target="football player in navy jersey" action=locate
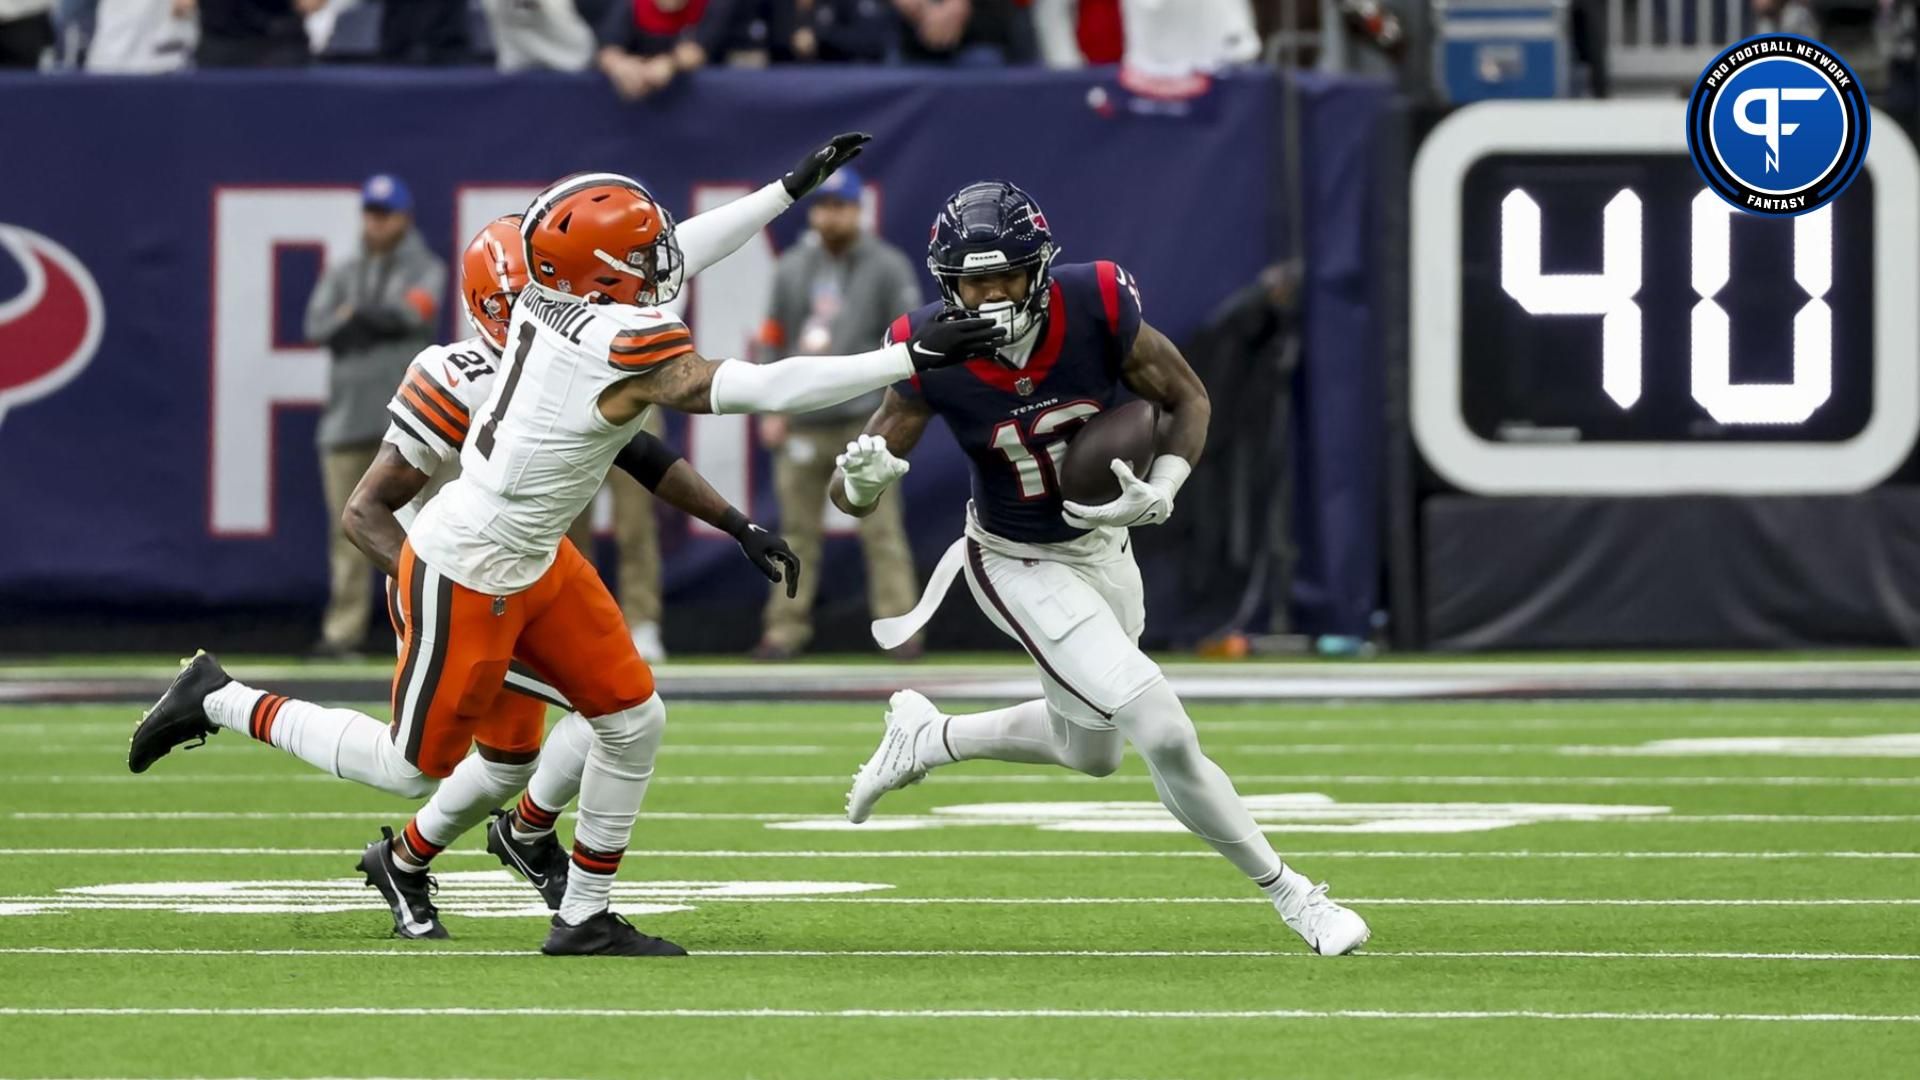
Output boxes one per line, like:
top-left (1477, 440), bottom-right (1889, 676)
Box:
top-left (831, 181), bottom-right (1370, 956)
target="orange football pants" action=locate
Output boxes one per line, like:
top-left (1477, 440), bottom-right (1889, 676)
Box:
top-left (388, 537), bottom-right (655, 778)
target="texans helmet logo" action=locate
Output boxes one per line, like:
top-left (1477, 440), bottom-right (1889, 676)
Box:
top-left (0, 224), bottom-right (105, 427)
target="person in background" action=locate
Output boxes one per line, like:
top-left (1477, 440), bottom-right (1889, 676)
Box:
top-left (752, 167), bottom-right (922, 660)
top-left (0, 0), bottom-right (55, 66)
top-left (303, 175), bottom-right (447, 658)
top-left (187, 0), bottom-right (319, 67)
top-left (595, 0), bottom-right (770, 99)
top-left (379, 0), bottom-right (468, 64)
top-left (559, 408), bottom-right (671, 663)
top-left (892, 0), bottom-right (1034, 65)
top-left (67, 0), bottom-right (198, 72)
top-left (479, 0), bottom-right (597, 71)
top-left (774, 0), bottom-right (892, 62)
top-left (1026, 0), bottom-right (1122, 67)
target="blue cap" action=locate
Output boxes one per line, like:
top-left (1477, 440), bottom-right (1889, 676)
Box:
top-left (361, 174), bottom-right (413, 214)
top-left (809, 166), bottom-right (864, 205)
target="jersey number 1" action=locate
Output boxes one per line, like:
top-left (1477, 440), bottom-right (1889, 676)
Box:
top-left (989, 402), bottom-right (1102, 499)
top-left (475, 322), bottom-right (535, 459)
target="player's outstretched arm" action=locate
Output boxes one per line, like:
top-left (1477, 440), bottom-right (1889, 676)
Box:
top-left (342, 445), bottom-right (433, 578)
top-left (674, 132), bottom-right (871, 279)
top-left (612, 430), bottom-right (801, 595)
top-left (599, 316), bottom-right (1003, 422)
top-left (830, 389), bottom-right (933, 518)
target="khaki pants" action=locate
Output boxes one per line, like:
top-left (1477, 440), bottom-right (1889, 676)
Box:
top-left (566, 410), bottom-right (663, 627)
top-left (320, 442), bottom-right (380, 650)
top-left (761, 417), bottom-right (917, 651)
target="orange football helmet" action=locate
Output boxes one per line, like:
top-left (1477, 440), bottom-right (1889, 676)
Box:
top-left (520, 173), bottom-right (683, 307)
top-left (460, 214), bottom-right (529, 353)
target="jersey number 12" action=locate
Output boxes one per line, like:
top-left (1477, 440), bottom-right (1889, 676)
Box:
top-left (989, 401), bottom-right (1102, 500)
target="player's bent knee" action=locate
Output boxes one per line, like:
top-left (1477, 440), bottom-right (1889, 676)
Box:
top-left (586, 694), bottom-right (666, 758)
top-left (1114, 680), bottom-right (1203, 768)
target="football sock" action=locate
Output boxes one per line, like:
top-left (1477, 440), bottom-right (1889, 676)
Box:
top-left (511, 793), bottom-right (563, 843)
top-left (923, 698), bottom-right (1126, 776)
top-left (521, 711), bottom-right (593, 837)
top-left (1260, 865), bottom-right (1318, 914)
top-left (392, 821), bottom-right (438, 872)
top-left (410, 752), bottom-right (539, 854)
top-left (202, 682), bottom-right (434, 800)
top-left (559, 851), bottom-right (618, 926)
top-left (1114, 680), bottom-right (1286, 885)
top-left (560, 696), bottom-right (665, 925)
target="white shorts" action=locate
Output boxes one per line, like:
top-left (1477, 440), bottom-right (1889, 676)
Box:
top-left (960, 534), bottom-right (1163, 727)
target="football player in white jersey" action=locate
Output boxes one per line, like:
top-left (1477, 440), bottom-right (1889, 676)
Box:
top-left (134, 136), bottom-right (1009, 956)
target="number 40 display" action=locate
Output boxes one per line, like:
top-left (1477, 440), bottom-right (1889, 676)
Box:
top-left (1502, 187), bottom-right (1831, 425)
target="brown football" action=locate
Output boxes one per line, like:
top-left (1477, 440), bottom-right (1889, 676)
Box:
top-left (1059, 399), bottom-right (1160, 505)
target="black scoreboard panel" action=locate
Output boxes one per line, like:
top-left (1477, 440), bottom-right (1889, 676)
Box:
top-left (1409, 101), bottom-right (1917, 497)
top-left (1457, 155), bottom-right (1876, 445)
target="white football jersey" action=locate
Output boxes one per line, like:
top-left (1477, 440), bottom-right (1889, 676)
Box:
top-left (407, 284), bottom-right (693, 594)
top-left (380, 336), bottom-right (501, 529)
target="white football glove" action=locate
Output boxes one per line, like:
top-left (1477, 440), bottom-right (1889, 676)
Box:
top-left (837, 433), bottom-right (910, 507)
top-left (1062, 457), bottom-right (1191, 530)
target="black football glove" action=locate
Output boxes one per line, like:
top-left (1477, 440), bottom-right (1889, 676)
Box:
top-left (905, 313), bottom-right (1007, 372)
top-left (722, 509), bottom-right (801, 599)
top-left (782, 132), bottom-right (872, 200)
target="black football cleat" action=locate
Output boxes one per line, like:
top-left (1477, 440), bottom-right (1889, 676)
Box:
top-left (128, 650), bottom-right (232, 774)
top-left (358, 827), bottom-right (449, 940)
top-left (541, 911), bottom-right (686, 957)
top-left (485, 808), bottom-right (570, 911)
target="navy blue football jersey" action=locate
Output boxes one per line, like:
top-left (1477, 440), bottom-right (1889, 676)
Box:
top-left (889, 261), bottom-right (1144, 544)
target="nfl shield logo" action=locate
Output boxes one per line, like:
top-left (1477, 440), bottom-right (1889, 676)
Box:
top-left (1014, 376), bottom-right (1034, 396)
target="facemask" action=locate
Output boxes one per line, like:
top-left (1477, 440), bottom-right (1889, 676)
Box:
top-left (975, 298), bottom-right (1039, 346)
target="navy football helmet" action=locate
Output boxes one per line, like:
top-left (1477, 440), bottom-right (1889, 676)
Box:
top-left (927, 181), bottom-right (1057, 343)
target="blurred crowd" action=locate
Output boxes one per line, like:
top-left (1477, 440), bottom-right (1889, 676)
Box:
top-left (7, 0), bottom-right (1299, 92)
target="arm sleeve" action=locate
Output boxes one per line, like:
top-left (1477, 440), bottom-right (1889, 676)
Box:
top-left (612, 429), bottom-right (684, 491)
top-left (675, 181), bottom-right (794, 280)
top-left (708, 344), bottom-right (916, 415)
top-left (883, 311), bottom-right (924, 401)
top-left (304, 264), bottom-right (351, 345)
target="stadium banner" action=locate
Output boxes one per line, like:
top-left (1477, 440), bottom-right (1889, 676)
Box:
top-left (0, 67), bottom-right (1387, 649)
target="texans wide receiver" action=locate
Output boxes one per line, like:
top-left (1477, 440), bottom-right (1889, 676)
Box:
top-left (832, 181), bottom-right (1370, 956)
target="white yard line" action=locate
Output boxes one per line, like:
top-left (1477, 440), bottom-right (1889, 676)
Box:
top-left (3, 894), bottom-right (1914, 907)
top-left (0, 848), bottom-right (1914, 860)
top-left (0, 1006), bottom-right (1913, 1022)
top-left (1, 947), bottom-right (1914, 961)
top-left (14, 811), bottom-right (1920, 825)
top-left (10, 773), bottom-right (1920, 787)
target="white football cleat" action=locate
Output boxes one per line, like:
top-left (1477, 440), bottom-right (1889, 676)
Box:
top-left (846, 690), bottom-right (941, 823)
top-left (1276, 880), bottom-right (1370, 956)
top-left (630, 622), bottom-right (666, 664)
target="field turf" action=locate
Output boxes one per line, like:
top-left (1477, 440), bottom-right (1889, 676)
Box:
top-left (0, 684), bottom-right (1916, 1078)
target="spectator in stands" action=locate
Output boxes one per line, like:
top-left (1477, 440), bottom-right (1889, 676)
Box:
top-left (751, 167), bottom-right (922, 660)
top-left (0, 0), bottom-right (55, 66)
top-left (480, 0), bottom-right (597, 70)
top-left (1027, 0), bottom-right (1122, 67)
top-left (1752, 0), bottom-right (1821, 35)
top-left (302, 175), bottom-right (446, 657)
top-left (775, 0), bottom-right (892, 62)
top-left (69, 0), bottom-right (197, 72)
top-left (596, 0), bottom-right (771, 99)
top-left (380, 0), bottom-right (468, 64)
top-left (188, 0), bottom-right (319, 67)
top-left (893, 0), bottom-right (1034, 64)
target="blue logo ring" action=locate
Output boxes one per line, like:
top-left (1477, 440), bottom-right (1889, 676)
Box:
top-left (1686, 33), bottom-right (1871, 217)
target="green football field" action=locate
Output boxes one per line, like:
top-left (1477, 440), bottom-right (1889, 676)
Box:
top-left (1, 683), bottom-right (1917, 1078)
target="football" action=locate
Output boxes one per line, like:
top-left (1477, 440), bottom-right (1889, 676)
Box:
top-left (1059, 399), bottom-right (1161, 505)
